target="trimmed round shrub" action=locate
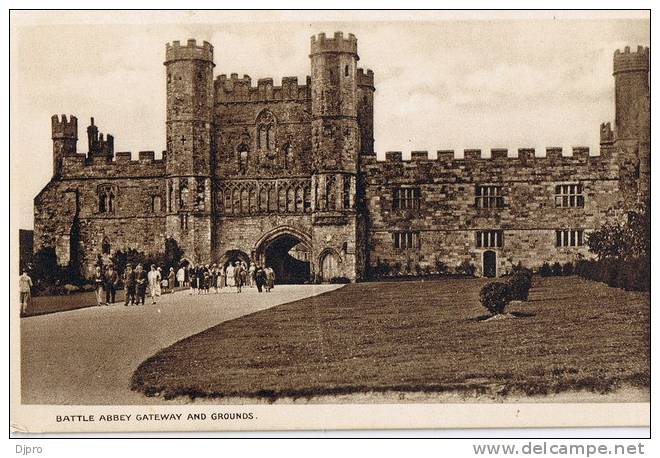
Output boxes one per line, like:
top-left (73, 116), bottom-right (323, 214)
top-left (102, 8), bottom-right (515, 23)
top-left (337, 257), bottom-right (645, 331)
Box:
top-left (507, 272), bottom-right (532, 301)
top-left (562, 262), bottom-right (574, 276)
top-left (479, 281), bottom-right (511, 315)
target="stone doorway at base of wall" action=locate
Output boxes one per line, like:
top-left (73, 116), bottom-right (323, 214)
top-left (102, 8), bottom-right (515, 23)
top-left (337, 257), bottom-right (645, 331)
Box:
top-left (483, 250), bottom-right (497, 278)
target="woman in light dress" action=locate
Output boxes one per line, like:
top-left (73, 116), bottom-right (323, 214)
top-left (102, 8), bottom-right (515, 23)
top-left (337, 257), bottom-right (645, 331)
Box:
top-left (225, 262), bottom-right (235, 288)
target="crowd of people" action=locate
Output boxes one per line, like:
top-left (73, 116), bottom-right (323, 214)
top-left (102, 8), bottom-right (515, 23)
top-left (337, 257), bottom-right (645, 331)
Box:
top-left (19, 260), bottom-right (278, 315)
top-left (178, 262), bottom-right (276, 294)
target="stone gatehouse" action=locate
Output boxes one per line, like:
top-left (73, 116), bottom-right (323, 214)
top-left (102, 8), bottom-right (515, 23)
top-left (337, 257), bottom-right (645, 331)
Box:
top-left (33, 33), bottom-right (649, 281)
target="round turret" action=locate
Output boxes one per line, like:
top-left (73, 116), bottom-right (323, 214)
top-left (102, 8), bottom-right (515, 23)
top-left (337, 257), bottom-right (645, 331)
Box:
top-left (613, 45), bottom-right (649, 141)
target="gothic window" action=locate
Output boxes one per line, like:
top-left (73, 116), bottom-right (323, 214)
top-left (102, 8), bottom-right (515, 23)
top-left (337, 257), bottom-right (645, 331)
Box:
top-left (326, 175), bottom-right (337, 210)
top-left (98, 185), bottom-right (117, 213)
top-left (232, 188), bottom-right (240, 214)
top-left (98, 189), bottom-right (107, 213)
top-left (296, 187), bottom-right (304, 212)
top-left (195, 178), bottom-right (205, 210)
top-left (268, 187), bottom-right (277, 212)
top-left (287, 187), bottom-right (295, 212)
top-left (179, 214), bottom-right (189, 230)
top-left (241, 188), bottom-right (249, 214)
top-left (179, 180), bottom-right (189, 209)
top-left (343, 175), bottom-right (351, 209)
top-left (278, 186), bottom-right (287, 213)
top-left (259, 187), bottom-right (269, 213)
top-left (256, 110), bottom-right (276, 151)
top-left (344, 65), bottom-right (349, 77)
top-left (224, 189), bottom-right (232, 214)
top-left (167, 181), bottom-right (173, 212)
top-left (217, 190), bottom-right (224, 214)
top-left (283, 143), bottom-right (294, 169)
top-left (249, 186), bottom-right (258, 214)
top-left (237, 143), bottom-right (249, 175)
top-left (151, 195), bottom-right (162, 213)
top-left (303, 185), bottom-right (311, 212)
top-left (101, 237), bottom-right (111, 255)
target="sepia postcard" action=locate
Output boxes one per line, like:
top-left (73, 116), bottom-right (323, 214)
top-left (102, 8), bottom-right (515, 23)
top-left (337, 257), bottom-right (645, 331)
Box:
top-left (9, 10), bottom-right (650, 433)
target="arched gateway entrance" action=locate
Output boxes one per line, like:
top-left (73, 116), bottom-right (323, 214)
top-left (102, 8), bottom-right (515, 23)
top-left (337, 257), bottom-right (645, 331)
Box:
top-left (254, 227), bottom-right (312, 284)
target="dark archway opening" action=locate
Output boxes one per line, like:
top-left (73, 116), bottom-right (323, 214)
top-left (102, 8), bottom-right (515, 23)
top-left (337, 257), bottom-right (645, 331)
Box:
top-left (220, 250), bottom-right (251, 269)
top-left (483, 250), bottom-right (497, 278)
top-left (262, 235), bottom-right (310, 284)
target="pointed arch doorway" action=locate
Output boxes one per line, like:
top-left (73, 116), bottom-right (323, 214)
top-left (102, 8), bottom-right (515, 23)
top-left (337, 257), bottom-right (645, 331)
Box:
top-left (254, 226), bottom-right (312, 284)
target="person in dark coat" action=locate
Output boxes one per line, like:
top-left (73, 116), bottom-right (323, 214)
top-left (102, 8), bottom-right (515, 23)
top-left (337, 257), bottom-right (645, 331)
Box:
top-left (255, 266), bottom-right (266, 293)
top-left (134, 264), bottom-right (148, 305)
top-left (123, 264), bottom-right (136, 306)
top-left (104, 264), bottom-right (119, 305)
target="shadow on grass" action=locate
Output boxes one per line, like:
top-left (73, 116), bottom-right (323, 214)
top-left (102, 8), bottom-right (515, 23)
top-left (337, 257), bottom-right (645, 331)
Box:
top-left (473, 311), bottom-right (536, 322)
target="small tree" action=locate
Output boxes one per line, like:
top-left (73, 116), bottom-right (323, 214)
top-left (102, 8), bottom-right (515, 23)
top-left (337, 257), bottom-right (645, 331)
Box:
top-left (562, 262), bottom-right (574, 276)
top-left (480, 282), bottom-right (511, 315)
top-left (507, 272), bottom-right (531, 301)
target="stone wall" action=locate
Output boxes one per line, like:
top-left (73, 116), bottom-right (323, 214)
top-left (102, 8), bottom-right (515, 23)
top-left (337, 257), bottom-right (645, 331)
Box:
top-left (361, 148), bottom-right (624, 276)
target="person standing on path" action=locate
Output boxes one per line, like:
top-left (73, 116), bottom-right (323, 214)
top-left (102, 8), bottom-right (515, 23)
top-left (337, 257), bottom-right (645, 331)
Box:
top-left (155, 267), bottom-right (163, 297)
top-left (265, 266), bottom-right (275, 292)
top-left (94, 266), bottom-right (105, 306)
top-left (225, 262), bottom-right (235, 288)
top-left (103, 264), bottom-right (119, 305)
top-left (147, 265), bottom-right (159, 304)
top-left (211, 264), bottom-right (219, 293)
top-left (218, 264), bottom-right (225, 290)
top-left (123, 264), bottom-right (136, 306)
top-left (176, 266), bottom-right (185, 288)
top-left (234, 261), bottom-right (244, 293)
top-left (255, 266), bottom-right (266, 293)
top-left (248, 262), bottom-right (256, 288)
top-left (168, 267), bottom-right (176, 293)
top-left (135, 264), bottom-right (148, 305)
top-left (19, 270), bottom-right (33, 316)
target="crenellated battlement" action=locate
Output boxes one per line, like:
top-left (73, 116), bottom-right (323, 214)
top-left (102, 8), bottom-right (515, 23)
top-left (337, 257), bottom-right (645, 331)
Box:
top-left (310, 31), bottom-right (358, 56)
top-left (60, 150), bottom-right (166, 177)
top-left (366, 146), bottom-right (608, 164)
top-left (215, 73), bottom-right (312, 102)
top-left (613, 45), bottom-right (649, 75)
top-left (51, 114), bottom-right (78, 139)
top-left (165, 38), bottom-right (214, 63)
top-left (357, 68), bottom-right (374, 88)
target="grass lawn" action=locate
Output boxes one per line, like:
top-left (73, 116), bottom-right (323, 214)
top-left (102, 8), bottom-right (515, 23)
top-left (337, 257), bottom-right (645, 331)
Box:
top-left (131, 276), bottom-right (649, 401)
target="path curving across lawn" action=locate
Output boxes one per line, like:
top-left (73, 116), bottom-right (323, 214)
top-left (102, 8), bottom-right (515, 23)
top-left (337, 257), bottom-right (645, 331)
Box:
top-left (131, 276), bottom-right (650, 402)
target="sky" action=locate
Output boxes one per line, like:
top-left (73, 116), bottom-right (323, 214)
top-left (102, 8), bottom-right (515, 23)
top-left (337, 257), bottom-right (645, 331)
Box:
top-left (10, 11), bottom-right (650, 229)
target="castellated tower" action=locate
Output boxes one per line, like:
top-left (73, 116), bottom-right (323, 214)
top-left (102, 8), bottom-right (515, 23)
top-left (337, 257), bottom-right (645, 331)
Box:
top-left (310, 32), bottom-right (366, 280)
top-left (612, 45), bottom-right (650, 208)
top-left (164, 39), bottom-right (215, 264)
top-left (51, 114), bottom-right (78, 176)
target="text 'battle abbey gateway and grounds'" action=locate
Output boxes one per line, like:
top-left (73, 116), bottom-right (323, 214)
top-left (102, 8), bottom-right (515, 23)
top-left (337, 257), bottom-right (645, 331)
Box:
top-left (34, 32), bottom-right (650, 282)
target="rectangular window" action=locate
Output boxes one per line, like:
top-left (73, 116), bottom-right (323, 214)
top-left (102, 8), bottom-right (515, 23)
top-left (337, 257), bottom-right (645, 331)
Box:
top-left (392, 231), bottom-right (420, 249)
top-left (475, 185), bottom-right (504, 209)
top-left (475, 230), bottom-right (504, 248)
top-left (555, 229), bottom-right (585, 247)
top-left (554, 183), bottom-right (584, 208)
top-left (392, 187), bottom-right (421, 210)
